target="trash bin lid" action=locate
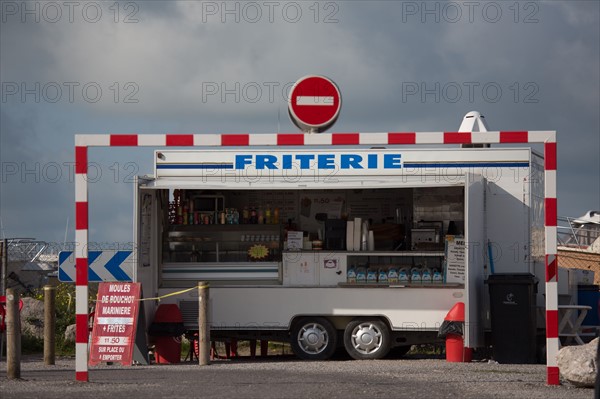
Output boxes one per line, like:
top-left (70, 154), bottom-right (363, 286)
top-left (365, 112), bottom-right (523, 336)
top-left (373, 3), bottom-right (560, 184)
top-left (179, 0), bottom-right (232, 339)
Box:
top-left (153, 304), bottom-right (183, 323)
top-left (485, 273), bottom-right (538, 285)
top-left (578, 284), bottom-right (600, 291)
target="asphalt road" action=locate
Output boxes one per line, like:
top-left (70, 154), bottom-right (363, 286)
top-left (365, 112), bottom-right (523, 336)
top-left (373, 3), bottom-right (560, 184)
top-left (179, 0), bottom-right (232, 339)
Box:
top-left (0, 355), bottom-right (595, 399)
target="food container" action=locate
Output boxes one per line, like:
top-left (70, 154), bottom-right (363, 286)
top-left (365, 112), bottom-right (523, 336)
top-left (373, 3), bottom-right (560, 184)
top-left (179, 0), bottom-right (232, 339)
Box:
top-left (388, 268), bottom-right (399, 283)
top-left (378, 269), bottom-right (388, 284)
top-left (433, 269), bottom-right (443, 283)
top-left (347, 268), bottom-right (357, 283)
top-left (411, 268), bottom-right (422, 284)
top-left (367, 269), bottom-right (378, 284)
top-left (422, 268), bottom-right (432, 284)
top-left (356, 267), bottom-right (367, 283)
top-left (398, 268), bottom-right (410, 283)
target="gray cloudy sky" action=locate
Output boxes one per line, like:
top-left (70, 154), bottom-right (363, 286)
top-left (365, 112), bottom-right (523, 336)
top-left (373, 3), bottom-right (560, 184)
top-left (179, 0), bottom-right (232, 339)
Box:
top-left (0, 1), bottom-right (598, 245)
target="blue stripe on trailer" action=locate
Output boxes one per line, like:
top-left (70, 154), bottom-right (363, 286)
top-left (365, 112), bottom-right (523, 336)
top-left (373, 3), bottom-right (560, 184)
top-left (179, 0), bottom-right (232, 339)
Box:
top-left (403, 162), bottom-right (529, 168)
top-left (156, 164), bottom-right (234, 169)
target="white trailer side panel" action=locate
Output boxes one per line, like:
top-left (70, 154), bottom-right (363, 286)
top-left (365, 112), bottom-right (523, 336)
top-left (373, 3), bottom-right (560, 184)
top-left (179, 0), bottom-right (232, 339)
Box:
top-left (135, 187), bottom-right (163, 328)
top-left (170, 286), bottom-right (464, 331)
top-left (465, 173), bottom-right (485, 348)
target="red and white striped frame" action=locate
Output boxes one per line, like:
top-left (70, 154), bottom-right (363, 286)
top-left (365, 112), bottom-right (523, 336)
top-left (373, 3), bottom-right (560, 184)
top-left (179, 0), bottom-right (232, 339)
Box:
top-left (74, 131), bottom-right (558, 384)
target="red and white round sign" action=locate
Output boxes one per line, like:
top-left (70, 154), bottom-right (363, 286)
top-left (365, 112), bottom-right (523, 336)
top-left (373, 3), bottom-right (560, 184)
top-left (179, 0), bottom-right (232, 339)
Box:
top-left (288, 75), bottom-right (342, 133)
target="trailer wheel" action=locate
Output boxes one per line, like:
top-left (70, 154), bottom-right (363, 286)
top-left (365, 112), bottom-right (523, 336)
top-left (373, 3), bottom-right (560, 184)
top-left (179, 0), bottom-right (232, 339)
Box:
top-left (344, 319), bottom-right (391, 360)
top-left (290, 317), bottom-right (337, 360)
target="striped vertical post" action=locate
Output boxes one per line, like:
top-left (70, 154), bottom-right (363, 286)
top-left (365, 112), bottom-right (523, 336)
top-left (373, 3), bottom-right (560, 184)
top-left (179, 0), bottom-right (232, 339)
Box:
top-left (73, 131), bottom-right (558, 383)
top-left (544, 138), bottom-right (559, 385)
top-left (74, 143), bottom-right (89, 382)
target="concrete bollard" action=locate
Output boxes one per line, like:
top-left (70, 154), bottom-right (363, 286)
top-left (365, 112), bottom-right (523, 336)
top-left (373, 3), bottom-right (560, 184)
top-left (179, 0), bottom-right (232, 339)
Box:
top-left (198, 281), bottom-right (210, 366)
top-left (44, 285), bottom-right (56, 365)
top-left (6, 288), bottom-right (21, 379)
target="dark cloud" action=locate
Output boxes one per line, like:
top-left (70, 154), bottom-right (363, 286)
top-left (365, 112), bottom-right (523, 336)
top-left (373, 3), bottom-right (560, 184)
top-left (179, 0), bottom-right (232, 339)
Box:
top-left (0, 1), bottom-right (598, 242)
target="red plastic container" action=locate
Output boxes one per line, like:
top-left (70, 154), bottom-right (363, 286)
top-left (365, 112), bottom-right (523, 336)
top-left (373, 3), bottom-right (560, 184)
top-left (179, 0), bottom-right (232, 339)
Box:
top-left (152, 304), bottom-right (183, 364)
top-left (444, 302), bottom-right (472, 363)
top-left (446, 334), bottom-right (472, 363)
top-left (154, 304), bottom-right (183, 323)
top-left (154, 336), bottom-right (182, 364)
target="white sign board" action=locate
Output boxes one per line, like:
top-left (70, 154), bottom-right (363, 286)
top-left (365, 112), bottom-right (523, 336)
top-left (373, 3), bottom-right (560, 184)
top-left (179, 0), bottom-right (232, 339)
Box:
top-left (287, 231), bottom-right (304, 250)
top-left (444, 236), bottom-right (465, 283)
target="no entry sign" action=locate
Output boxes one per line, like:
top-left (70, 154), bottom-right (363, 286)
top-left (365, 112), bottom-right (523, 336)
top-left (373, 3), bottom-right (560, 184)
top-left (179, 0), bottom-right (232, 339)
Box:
top-left (89, 282), bottom-right (141, 366)
top-left (288, 75), bottom-right (341, 132)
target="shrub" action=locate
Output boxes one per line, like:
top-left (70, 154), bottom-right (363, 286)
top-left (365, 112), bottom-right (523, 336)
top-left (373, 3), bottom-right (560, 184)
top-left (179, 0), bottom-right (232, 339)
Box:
top-left (24, 282), bottom-right (98, 355)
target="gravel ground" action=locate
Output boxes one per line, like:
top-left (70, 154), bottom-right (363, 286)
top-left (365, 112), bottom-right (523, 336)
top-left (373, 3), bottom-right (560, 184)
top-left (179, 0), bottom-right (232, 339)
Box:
top-left (0, 355), bottom-right (595, 399)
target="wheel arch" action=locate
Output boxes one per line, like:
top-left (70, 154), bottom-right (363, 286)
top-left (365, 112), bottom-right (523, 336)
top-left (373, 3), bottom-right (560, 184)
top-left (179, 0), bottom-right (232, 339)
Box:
top-left (289, 315), bottom-right (342, 332)
top-left (289, 314), bottom-right (393, 332)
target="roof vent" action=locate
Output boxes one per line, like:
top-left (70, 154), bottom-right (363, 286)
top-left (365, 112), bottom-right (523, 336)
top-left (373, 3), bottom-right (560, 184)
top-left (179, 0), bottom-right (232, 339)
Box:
top-left (459, 111), bottom-right (490, 148)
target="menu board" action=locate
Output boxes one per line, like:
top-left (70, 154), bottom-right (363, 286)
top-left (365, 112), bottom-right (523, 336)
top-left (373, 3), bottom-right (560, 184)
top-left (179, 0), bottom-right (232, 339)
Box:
top-left (444, 236), bottom-right (465, 283)
top-left (287, 231), bottom-right (304, 250)
top-left (89, 282), bottom-right (141, 366)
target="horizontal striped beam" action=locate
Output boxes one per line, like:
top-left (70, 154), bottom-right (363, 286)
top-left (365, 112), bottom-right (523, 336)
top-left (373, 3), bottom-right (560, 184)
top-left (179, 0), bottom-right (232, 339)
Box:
top-left (74, 131), bottom-right (556, 147)
top-left (74, 128), bottom-right (558, 385)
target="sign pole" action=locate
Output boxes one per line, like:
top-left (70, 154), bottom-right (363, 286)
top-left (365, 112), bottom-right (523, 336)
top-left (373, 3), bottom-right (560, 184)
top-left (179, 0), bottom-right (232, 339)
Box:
top-left (74, 143), bottom-right (89, 381)
top-left (1, 239), bottom-right (7, 296)
top-left (6, 288), bottom-right (21, 379)
top-left (44, 285), bottom-right (56, 365)
top-left (198, 281), bottom-right (210, 366)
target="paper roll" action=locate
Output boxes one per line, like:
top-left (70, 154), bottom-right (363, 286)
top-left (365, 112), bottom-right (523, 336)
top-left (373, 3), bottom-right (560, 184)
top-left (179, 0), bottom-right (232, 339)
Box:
top-left (346, 221), bottom-right (355, 251)
top-left (353, 218), bottom-right (362, 251)
top-left (303, 237), bottom-right (312, 250)
top-left (368, 230), bottom-right (375, 251)
top-left (361, 221), bottom-right (369, 251)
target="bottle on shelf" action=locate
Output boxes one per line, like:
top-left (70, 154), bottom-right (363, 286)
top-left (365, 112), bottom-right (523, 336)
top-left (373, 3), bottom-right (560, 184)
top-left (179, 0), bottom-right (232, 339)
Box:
top-left (242, 207), bottom-right (249, 224)
top-left (175, 190), bottom-right (183, 225)
top-left (257, 207), bottom-right (264, 224)
top-left (265, 204), bottom-right (271, 224)
top-left (273, 207), bottom-right (280, 225)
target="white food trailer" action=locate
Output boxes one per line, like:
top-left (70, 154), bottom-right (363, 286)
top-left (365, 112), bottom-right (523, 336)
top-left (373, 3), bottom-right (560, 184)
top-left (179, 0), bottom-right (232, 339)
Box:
top-left (134, 135), bottom-right (551, 360)
top-left (72, 77), bottom-right (563, 385)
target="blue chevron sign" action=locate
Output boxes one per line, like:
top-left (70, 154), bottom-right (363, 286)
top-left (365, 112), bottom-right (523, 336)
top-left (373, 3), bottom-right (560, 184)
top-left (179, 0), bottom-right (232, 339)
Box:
top-left (58, 250), bottom-right (134, 282)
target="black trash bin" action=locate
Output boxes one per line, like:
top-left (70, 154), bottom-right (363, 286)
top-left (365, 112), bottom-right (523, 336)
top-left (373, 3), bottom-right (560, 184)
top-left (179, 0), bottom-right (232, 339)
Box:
top-left (578, 285), bottom-right (600, 326)
top-left (486, 273), bottom-right (538, 364)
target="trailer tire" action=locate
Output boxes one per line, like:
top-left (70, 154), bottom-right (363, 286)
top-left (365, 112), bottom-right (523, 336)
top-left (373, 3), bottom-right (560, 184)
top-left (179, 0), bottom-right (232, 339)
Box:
top-left (290, 317), bottom-right (337, 360)
top-left (344, 319), bottom-right (391, 360)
